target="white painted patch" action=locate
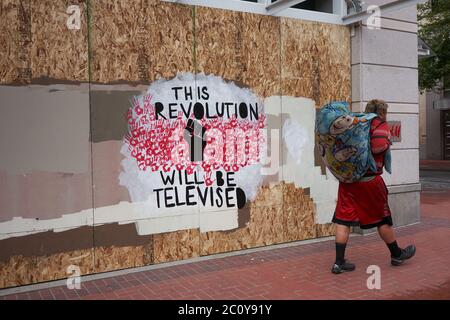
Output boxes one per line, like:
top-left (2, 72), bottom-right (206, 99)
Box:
top-left (232, 164), bottom-right (263, 202)
top-left (283, 119), bottom-right (308, 165)
top-left (199, 209), bottom-right (239, 232)
top-left (119, 73), bottom-right (265, 236)
top-left (277, 96), bottom-right (339, 224)
top-left (0, 200), bottom-right (238, 239)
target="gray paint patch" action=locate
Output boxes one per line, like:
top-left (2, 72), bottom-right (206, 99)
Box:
top-left (0, 141), bottom-right (130, 223)
top-left (0, 223), bottom-right (152, 262)
top-left (92, 140), bottom-right (131, 206)
top-left (0, 86), bottom-right (90, 174)
top-left (91, 90), bottom-right (141, 143)
top-left (0, 170), bottom-right (92, 223)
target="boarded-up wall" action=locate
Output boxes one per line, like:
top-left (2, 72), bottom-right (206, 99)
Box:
top-left (0, 1), bottom-right (349, 289)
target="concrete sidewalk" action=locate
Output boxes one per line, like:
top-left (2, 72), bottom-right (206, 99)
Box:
top-left (1, 189), bottom-right (449, 300)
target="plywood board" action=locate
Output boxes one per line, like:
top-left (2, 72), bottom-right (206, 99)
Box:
top-left (90, 0), bottom-right (194, 83)
top-left (196, 7), bottom-right (281, 98)
top-left (153, 229), bottom-right (200, 264)
top-left (281, 18), bottom-right (350, 106)
top-left (31, 0), bottom-right (88, 83)
top-left (0, 0), bottom-right (88, 85)
top-left (0, 0), bottom-right (31, 84)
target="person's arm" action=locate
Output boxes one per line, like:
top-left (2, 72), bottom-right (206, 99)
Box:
top-left (370, 121), bottom-right (391, 155)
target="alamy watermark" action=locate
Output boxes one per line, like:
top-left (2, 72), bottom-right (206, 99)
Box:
top-left (366, 265), bottom-right (381, 290)
top-left (66, 5), bottom-right (81, 30)
top-left (66, 265), bottom-right (81, 290)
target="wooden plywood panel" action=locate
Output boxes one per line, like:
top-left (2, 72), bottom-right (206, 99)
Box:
top-left (0, 0), bottom-right (31, 84)
top-left (90, 0), bottom-right (194, 83)
top-left (200, 183), bottom-right (285, 256)
top-left (280, 19), bottom-right (317, 100)
top-left (0, 0), bottom-right (88, 85)
top-left (251, 183), bottom-right (283, 208)
top-left (0, 221), bottom-right (158, 288)
top-left (316, 23), bottom-right (351, 105)
top-left (282, 181), bottom-right (310, 207)
top-left (315, 223), bottom-right (336, 238)
top-left (94, 245), bottom-right (153, 273)
top-left (153, 229), bottom-right (200, 264)
top-left (196, 7), bottom-right (281, 98)
top-left (201, 181), bottom-right (334, 256)
top-left (281, 18), bottom-right (350, 106)
top-left (251, 205), bottom-right (284, 246)
top-left (282, 182), bottom-right (317, 242)
top-left (200, 206), bottom-right (285, 256)
top-left (284, 182), bottom-right (336, 241)
top-left (0, 244), bottom-right (157, 288)
top-left (93, 223), bottom-right (155, 273)
top-left (31, 0), bottom-right (88, 83)
top-left (0, 248), bottom-right (94, 289)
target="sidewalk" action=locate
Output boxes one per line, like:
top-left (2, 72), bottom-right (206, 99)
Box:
top-left (1, 189), bottom-right (449, 300)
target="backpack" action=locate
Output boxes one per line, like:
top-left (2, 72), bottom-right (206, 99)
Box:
top-left (315, 101), bottom-right (391, 183)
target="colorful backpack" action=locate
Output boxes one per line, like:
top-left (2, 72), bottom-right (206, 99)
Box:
top-left (315, 101), bottom-right (391, 183)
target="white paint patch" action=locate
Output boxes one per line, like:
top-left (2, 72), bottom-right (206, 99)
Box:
top-left (0, 200), bottom-right (238, 239)
top-left (145, 72), bottom-right (264, 120)
top-left (277, 96), bottom-right (339, 224)
top-left (283, 119), bottom-right (308, 165)
top-left (119, 72), bottom-right (265, 236)
top-left (232, 164), bottom-right (263, 202)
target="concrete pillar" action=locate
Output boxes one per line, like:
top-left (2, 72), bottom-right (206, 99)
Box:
top-left (351, 0), bottom-right (421, 232)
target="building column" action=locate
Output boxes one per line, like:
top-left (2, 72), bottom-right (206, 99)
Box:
top-left (351, 0), bottom-right (421, 230)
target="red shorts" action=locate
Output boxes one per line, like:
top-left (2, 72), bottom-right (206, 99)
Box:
top-left (332, 175), bottom-right (393, 229)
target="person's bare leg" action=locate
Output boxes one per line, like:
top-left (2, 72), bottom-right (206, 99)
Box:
top-left (336, 224), bottom-right (351, 244)
top-left (377, 224), bottom-right (396, 244)
top-left (377, 224), bottom-right (401, 257)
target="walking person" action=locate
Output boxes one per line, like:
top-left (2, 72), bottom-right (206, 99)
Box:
top-left (331, 99), bottom-right (416, 274)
